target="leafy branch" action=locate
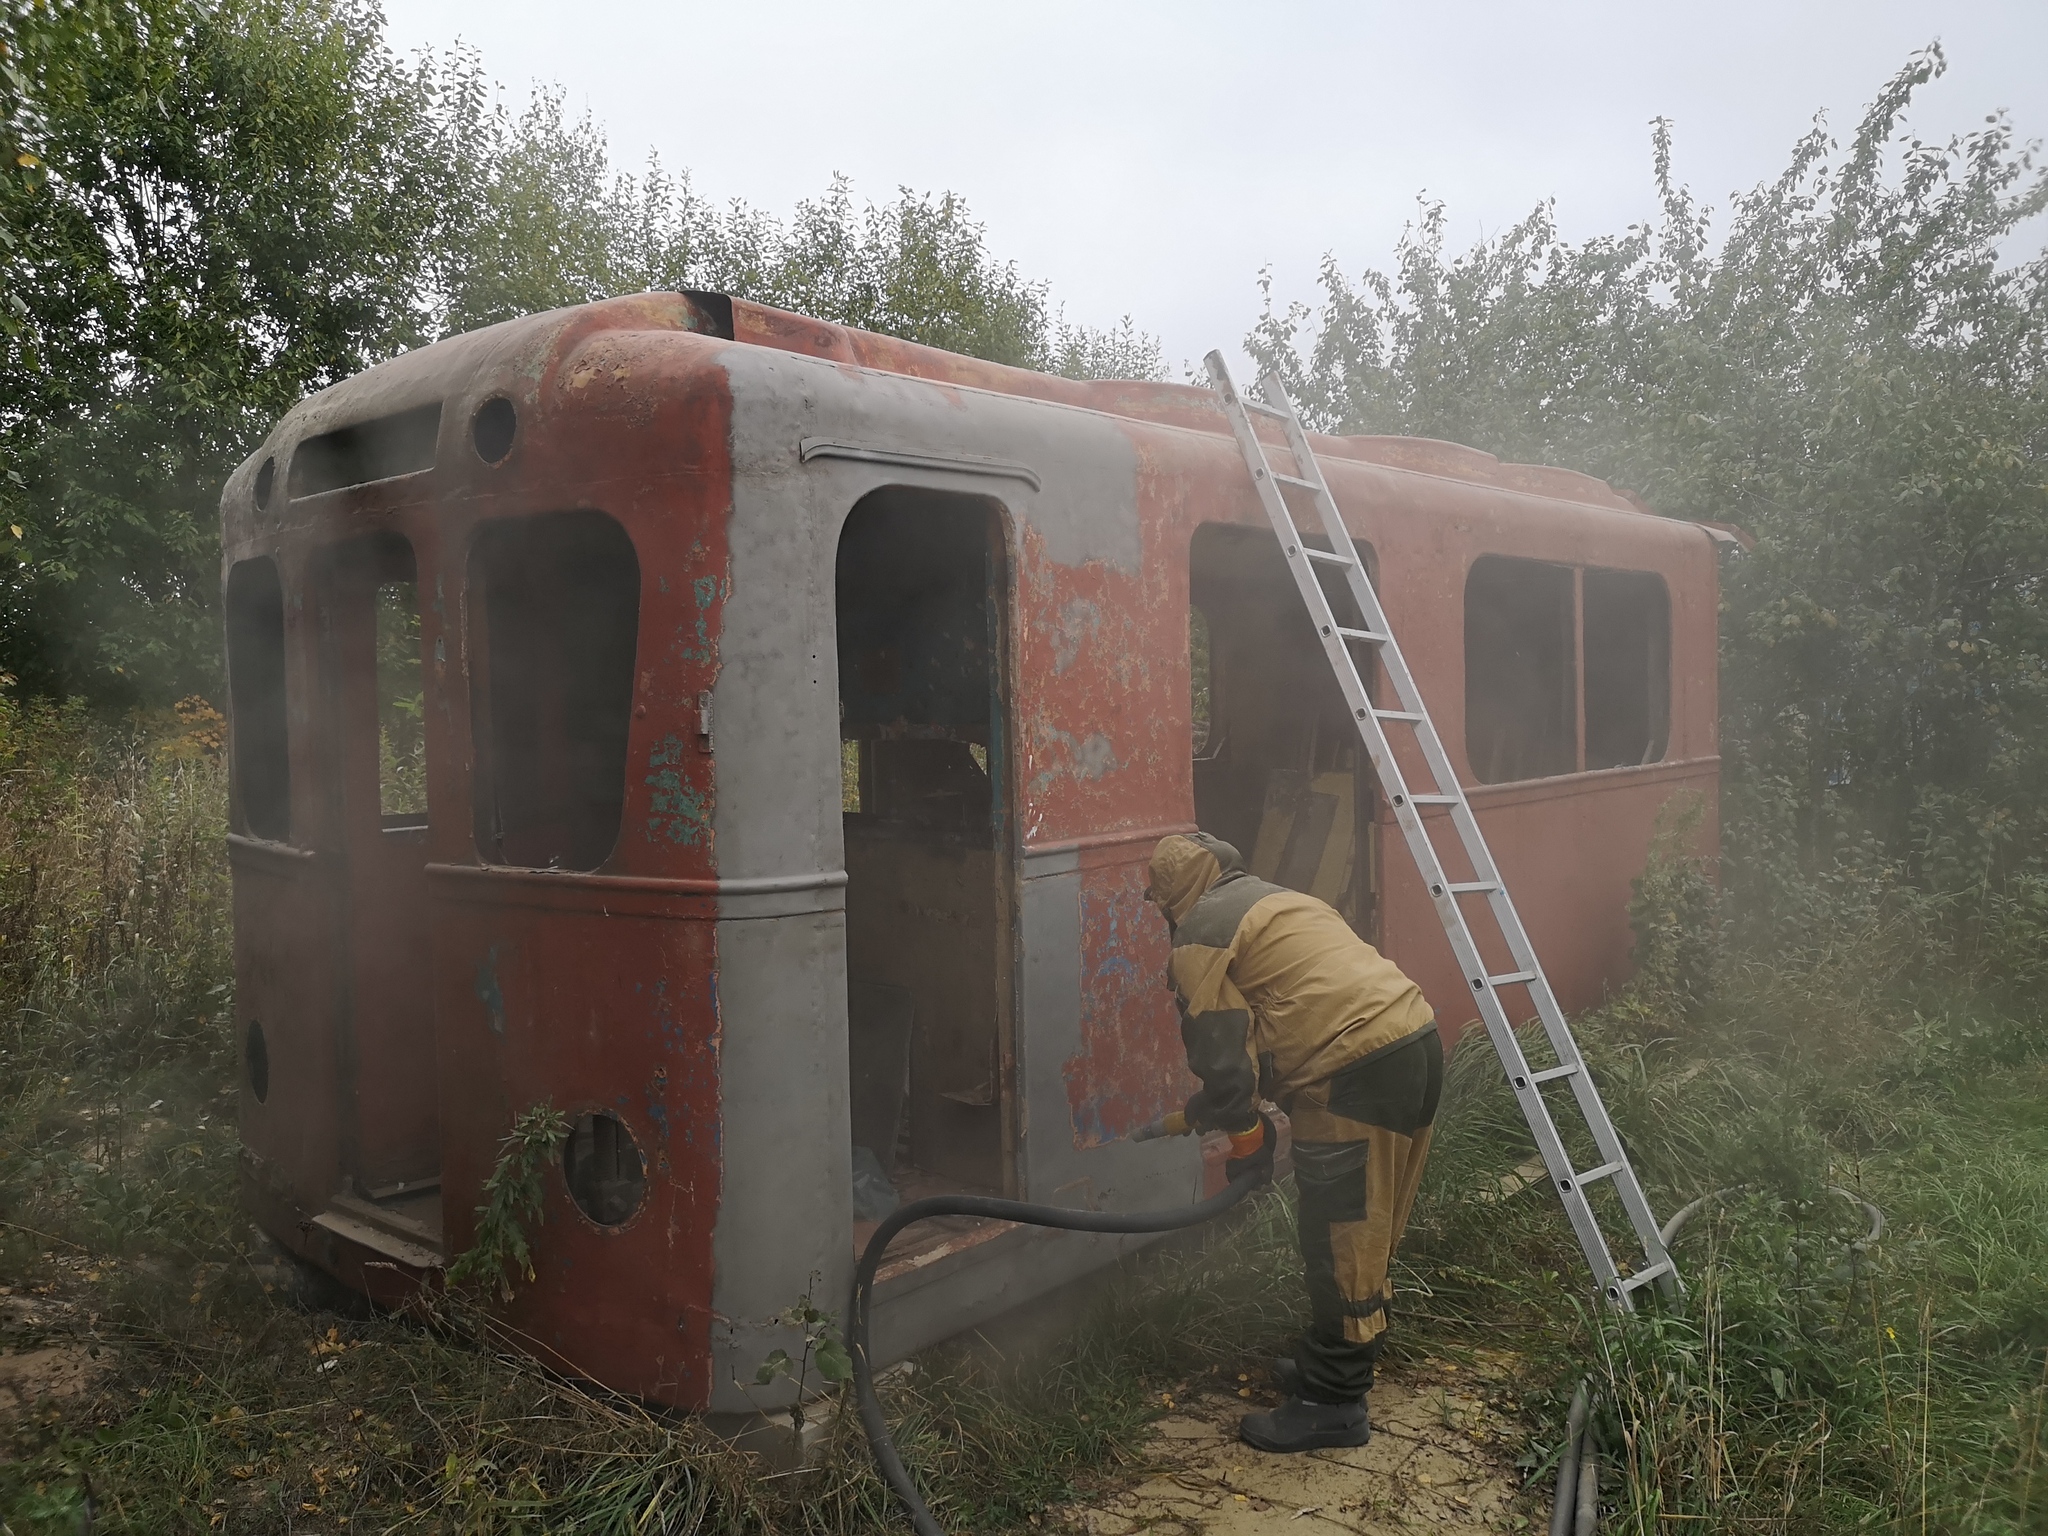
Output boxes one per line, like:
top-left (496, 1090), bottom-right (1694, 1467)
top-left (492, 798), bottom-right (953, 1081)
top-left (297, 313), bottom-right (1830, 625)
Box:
top-left (446, 1101), bottom-right (570, 1302)
top-left (746, 1274), bottom-right (853, 1440)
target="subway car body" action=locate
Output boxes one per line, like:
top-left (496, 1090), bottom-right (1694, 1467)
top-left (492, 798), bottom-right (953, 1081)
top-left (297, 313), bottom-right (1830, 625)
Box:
top-left (219, 292), bottom-right (1721, 1414)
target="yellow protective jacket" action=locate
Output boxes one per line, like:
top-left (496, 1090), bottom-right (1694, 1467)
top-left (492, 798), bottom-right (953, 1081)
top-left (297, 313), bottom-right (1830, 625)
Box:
top-left (1147, 832), bottom-right (1436, 1134)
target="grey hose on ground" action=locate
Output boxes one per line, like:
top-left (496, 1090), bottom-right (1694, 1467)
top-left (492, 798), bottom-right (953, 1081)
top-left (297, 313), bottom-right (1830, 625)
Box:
top-left (1659, 1183), bottom-right (1884, 1249)
top-left (1547, 1378), bottom-right (1590, 1536)
top-left (1573, 1421), bottom-right (1600, 1536)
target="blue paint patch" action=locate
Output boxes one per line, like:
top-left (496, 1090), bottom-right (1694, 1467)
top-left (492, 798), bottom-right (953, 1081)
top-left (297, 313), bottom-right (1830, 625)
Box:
top-left (474, 945), bottom-right (506, 1037)
top-left (645, 734), bottom-right (712, 845)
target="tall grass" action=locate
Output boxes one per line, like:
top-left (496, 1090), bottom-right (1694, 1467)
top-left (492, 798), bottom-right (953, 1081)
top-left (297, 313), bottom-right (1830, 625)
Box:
top-left (1396, 810), bottom-right (2048, 1534)
top-left (3, 701), bottom-right (2047, 1532)
top-left (0, 692), bottom-right (232, 1089)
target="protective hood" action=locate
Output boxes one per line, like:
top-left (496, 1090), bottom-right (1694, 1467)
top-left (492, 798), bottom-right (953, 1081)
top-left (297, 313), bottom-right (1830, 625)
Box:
top-left (1146, 832), bottom-right (1246, 925)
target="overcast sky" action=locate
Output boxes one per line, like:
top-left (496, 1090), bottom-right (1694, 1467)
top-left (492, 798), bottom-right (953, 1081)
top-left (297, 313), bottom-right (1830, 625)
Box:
top-left (381, 0), bottom-right (2047, 373)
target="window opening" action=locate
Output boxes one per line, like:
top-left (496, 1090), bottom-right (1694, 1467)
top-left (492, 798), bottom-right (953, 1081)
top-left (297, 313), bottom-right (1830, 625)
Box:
top-left (245, 1019), bottom-right (270, 1104)
top-left (289, 403), bottom-right (441, 499)
top-left (1190, 524), bottom-right (1376, 934)
top-left (226, 557), bottom-right (291, 841)
top-left (1583, 569), bottom-right (1671, 770)
top-left (1190, 606), bottom-right (1213, 756)
top-left (837, 488), bottom-right (1007, 1212)
top-left (562, 1111), bottom-right (646, 1226)
top-left (841, 739), bottom-right (863, 812)
top-left (1465, 556), bottom-right (1577, 784)
top-left (471, 397), bottom-right (517, 464)
top-left (469, 511), bottom-right (639, 870)
top-left (375, 567), bottom-right (428, 822)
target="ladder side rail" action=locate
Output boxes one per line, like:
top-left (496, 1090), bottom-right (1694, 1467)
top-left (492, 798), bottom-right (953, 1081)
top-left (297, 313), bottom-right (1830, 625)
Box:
top-left (1255, 371), bottom-right (1678, 1297)
top-left (1221, 380), bottom-right (1631, 1297)
top-left (1472, 1009), bottom-right (1629, 1295)
top-left (1452, 810), bottom-right (1678, 1281)
top-left (1206, 354), bottom-right (1673, 1305)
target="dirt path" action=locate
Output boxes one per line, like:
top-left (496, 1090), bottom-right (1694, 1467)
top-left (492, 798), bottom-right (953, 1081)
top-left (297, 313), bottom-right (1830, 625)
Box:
top-left (1055, 1351), bottom-right (1536, 1535)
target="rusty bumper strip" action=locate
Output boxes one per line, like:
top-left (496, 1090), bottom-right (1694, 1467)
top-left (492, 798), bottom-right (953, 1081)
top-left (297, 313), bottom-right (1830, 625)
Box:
top-left (424, 865), bottom-right (847, 895)
top-left (424, 863), bottom-right (849, 918)
top-left (1020, 822), bottom-right (1199, 879)
top-left (797, 437), bottom-right (1043, 491)
top-left (226, 832), bottom-right (317, 865)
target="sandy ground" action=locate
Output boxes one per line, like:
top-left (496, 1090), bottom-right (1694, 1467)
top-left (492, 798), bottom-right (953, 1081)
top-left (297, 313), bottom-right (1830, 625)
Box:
top-left (0, 1254), bottom-right (112, 1426)
top-left (1054, 1351), bottom-right (1537, 1535)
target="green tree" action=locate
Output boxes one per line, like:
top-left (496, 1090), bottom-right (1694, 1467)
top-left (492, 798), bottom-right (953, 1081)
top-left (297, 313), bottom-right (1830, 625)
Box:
top-left (1, 0), bottom-right (459, 706)
top-left (1, 3), bottom-right (1161, 709)
top-left (430, 87), bottom-right (1160, 378)
top-left (1250, 47), bottom-right (2048, 896)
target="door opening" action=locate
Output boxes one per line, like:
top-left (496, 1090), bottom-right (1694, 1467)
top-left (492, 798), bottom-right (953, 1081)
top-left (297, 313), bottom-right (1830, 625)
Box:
top-left (836, 488), bottom-right (1012, 1232)
top-left (325, 532), bottom-right (441, 1215)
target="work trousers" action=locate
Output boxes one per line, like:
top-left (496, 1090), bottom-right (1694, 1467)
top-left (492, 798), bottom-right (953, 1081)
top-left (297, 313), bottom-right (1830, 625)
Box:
top-left (1282, 1025), bottom-right (1443, 1404)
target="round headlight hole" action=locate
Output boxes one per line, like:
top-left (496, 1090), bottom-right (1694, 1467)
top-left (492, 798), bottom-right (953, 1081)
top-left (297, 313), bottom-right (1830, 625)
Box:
top-left (472, 397), bottom-right (517, 465)
top-left (253, 457), bottom-right (275, 508)
top-left (246, 1019), bottom-right (270, 1103)
top-left (563, 1110), bottom-right (645, 1226)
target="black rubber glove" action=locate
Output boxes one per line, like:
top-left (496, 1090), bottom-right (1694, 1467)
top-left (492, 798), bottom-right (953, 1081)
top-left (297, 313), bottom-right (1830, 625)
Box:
top-left (1224, 1110), bottom-right (1278, 1186)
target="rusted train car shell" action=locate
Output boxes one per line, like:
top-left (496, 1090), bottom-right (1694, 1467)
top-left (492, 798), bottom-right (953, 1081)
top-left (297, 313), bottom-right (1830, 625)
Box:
top-left (219, 292), bottom-right (1719, 1413)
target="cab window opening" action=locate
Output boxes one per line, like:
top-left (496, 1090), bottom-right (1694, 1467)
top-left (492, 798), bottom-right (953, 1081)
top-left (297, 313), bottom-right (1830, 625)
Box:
top-left (468, 511), bottom-right (640, 871)
top-left (226, 556), bottom-right (291, 841)
top-left (373, 554), bottom-right (428, 823)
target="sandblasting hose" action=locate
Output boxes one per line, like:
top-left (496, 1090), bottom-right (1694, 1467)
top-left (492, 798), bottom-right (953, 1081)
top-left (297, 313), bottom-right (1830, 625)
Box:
top-left (849, 1172), bottom-right (1266, 1536)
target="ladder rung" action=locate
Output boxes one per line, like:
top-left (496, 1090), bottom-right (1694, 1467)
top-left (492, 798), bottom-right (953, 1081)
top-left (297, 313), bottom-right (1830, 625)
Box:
top-left (1271, 471), bottom-right (1320, 491)
top-left (1301, 547), bottom-right (1352, 565)
top-left (1573, 1161), bottom-right (1625, 1187)
top-left (1334, 626), bottom-right (1387, 644)
top-left (1372, 709), bottom-right (1424, 723)
top-left (1616, 1260), bottom-right (1675, 1293)
top-left (1407, 793), bottom-right (1461, 805)
top-left (1486, 969), bottom-right (1537, 986)
top-left (1246, 398), bottom-right (1291, 419)
top-left (1446, 881), bottom-right (1498, 894)
top-left (1529, 1063), bottom-right (1579, 1085)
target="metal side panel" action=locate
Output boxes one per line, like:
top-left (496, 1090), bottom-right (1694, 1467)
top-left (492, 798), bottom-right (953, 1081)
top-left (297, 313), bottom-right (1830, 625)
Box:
top-left (1020, 847), bottom-right (1203, 1211)
top-left (705, 906), bottom-right (852, 1415)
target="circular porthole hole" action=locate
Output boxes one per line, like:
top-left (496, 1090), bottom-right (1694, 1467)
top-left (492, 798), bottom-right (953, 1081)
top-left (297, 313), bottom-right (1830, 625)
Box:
top-left (246, 1019), bottom-right (270, 1103)
top-left (253, 456), bottom-right (275, 508)
top-left (563, 1110), bottom-right (645, 1226)
top-left (472, 397), bottom-right (517, 464)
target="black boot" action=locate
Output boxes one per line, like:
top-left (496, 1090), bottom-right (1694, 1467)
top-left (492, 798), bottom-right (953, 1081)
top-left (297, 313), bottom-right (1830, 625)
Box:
top-left (1239, 1394), bottom-right (1370, 1452)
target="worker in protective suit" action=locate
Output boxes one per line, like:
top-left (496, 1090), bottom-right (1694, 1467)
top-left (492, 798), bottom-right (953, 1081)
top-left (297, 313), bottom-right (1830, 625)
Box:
top-left (1146, 831), bottom-right (1442, 1453)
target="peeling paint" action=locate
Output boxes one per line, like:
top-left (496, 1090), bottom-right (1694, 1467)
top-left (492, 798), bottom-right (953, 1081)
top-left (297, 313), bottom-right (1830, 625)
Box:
top-left (645, 734), bottom-right (712, 846)
top-left (1050, 597), bottom-right (1100, 674)
top-left (474, 944), bottom-right (506, 1037)
top-left (1062, 861), bottom-right (1190, 1148)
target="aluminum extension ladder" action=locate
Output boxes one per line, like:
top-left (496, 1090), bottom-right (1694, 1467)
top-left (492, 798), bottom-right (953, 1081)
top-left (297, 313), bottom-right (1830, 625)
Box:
top-left (1204, 351), bottom-right (1681, 1310)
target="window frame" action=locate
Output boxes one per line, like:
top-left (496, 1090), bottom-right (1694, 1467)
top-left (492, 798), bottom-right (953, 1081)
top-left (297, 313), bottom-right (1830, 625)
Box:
top-left (1462, 554), bottom-right (1673, 786)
